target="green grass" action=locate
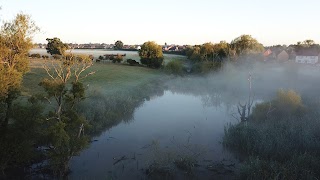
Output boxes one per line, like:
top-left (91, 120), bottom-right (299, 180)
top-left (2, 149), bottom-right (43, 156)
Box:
top-left (22, 59), bottom-right (164, 97)
top-left (82, 63), bottom-right (163, 95)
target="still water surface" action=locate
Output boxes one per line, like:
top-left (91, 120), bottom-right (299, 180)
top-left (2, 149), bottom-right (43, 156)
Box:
top-left (69, 90), bottom-right (237, 179)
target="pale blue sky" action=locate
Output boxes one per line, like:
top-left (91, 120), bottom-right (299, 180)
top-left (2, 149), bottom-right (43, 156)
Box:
top-left (0, 0), bottom-right (319, 46)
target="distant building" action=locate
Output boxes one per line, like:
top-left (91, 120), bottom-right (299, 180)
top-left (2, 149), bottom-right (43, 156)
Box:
top-left (263, 49), bottom-right (272, 57)
top-left (263, 49), bottom-right (289, 62)
top-left (263, 49), bottom-right (275, 61)
top-left (295, 50), bottom-right (319, 64)
top-left (168, 46), bottom-right (179, 51)
top-left (288, 51), bottom-right (296, 60)
top-left (276, 50), bottom-right (289, 62)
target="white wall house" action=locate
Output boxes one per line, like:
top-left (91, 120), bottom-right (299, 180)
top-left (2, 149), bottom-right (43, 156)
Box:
top-left (296, 55), bottom-right (319, 64)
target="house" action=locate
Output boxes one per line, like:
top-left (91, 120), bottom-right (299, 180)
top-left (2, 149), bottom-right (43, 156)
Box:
top-left (295, 50), bottom-right (319, 64)
top-left (263, 49), bottom-right (272, 57)
top-left (288, 51), bottom-right (296, 60)
top-left (276, 50), bottom-right (289, 62)
top-left (168, 46), bottom-right (179, 51)
top-left (263, 49), bottom-right (275, 61)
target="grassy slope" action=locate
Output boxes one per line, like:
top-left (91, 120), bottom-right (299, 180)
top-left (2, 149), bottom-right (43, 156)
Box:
top-left (83, 63), bottom-right (163, 95)
top-left (22, 59), bottom-right (163, 97)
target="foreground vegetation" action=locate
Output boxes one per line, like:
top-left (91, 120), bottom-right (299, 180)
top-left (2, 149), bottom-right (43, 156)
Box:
top-left (0, 14), bottom-right (165, 178)
top-left (223, 90), bottom-right (320, 179)
top-left (2, 10), bottom-right (320, 180)
top-left (0, 57), bottom-right (166, 179)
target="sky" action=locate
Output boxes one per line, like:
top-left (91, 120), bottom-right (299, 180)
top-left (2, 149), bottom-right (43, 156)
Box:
top-left (0, 0), bottom-right (319, 46)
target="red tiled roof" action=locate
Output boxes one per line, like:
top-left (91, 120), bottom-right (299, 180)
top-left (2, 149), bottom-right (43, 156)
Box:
top-left (263, 49), bottom-right (272, 56)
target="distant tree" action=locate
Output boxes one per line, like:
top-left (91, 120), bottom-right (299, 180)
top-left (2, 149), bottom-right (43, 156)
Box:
top-left (186, 42), bottom-right (229, 63)
top-left (139, 41), bottom-right (164, 68)
top-left (186, 45), bottom-right (201, 61)
top-left (213, 41), bottom-right (230, 61)
top-left (293, 39), bottom-right (320, 53)
top-left (185, 45), bottom-right (195, 59)
top-left (303, 39), bottom-right (315, 47)
top-left (46, 37), bottom-right (69, 55)
top-left (200, 42), bottom-right (214, 61)
top-left (230, 35), bottom-right (264, 57)
top-left (0, 13), bottom-right (38, 128)
top-left (114, 40), bottom-right (124, 50)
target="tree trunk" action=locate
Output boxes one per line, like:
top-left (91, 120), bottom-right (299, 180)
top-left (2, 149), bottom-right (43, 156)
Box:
top-left (1, 100), bottom-right (11, 130)
top-left (56, 94), bottom-right (63, 121)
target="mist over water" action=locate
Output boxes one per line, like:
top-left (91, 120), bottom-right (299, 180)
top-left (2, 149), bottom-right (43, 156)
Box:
top-left (71, 91), bottom-right (235, 179)
top-left (69, 60), bottom-right (320, 179)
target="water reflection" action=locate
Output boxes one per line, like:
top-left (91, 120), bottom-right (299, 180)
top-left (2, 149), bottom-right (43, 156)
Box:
top-left (69, 64), bottom-right (320, 179)
top-left (82, 81), bottom-right (166, 137)
top-left (70, 80), bottom-right (240, 179)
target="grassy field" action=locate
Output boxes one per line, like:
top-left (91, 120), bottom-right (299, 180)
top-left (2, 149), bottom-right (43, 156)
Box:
top-left (82, 62), bottom-right (163, 95)
top-left (30, 49), bottom-right (187, 64)
top-left (22, 59), bottom-right (164, 97)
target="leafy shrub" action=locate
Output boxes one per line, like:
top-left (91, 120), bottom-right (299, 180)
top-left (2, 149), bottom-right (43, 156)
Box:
top-left (30, 53), bottom-right (41, 58)
top-left (140, 58), bottom-right (163, 68)
top-left (114, 54), bottom-right (123, 63)
top-left (127, 59), bottom-right (139, 66)
top-left (191, 62), bottom-right (222, 74)
top-left (223, 89), bottom-right (320, 179)
top-left (42, 55), bottom-right (49, 59)
top-left (98, 55), bottom-right (104, 60)
top-left (251, 89), bottom-right (305, 123)
top-left (63, 53), bottom-right (92, 63)
top-left (165, 60), bottom-right (184, 75)
top-left (52, 54), bottom-right (62, 60)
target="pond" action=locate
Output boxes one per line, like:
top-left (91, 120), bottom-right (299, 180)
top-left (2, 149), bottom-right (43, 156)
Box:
top-left (70, 89), bottom-right (239, 179)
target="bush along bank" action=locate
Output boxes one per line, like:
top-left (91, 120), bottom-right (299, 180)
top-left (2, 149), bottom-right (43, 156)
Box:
top-left (223, 89), bottom-right (320, 179)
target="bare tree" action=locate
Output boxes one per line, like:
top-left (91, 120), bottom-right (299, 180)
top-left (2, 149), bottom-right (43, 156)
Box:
top-left (236, 72), bottom-right (254, 122)
top-left (42, 53), bottom-right (95, 120)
